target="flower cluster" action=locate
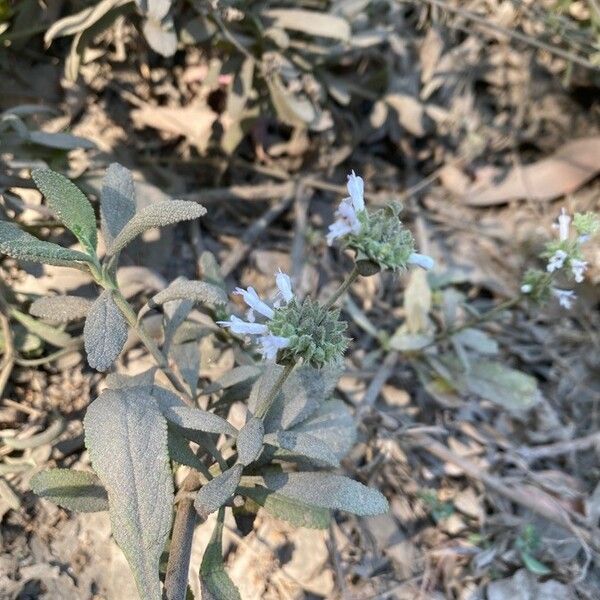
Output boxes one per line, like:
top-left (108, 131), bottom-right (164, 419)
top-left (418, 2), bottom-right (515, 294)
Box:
top-left (217, 272), bottom-right (347, 367)
top-left (327, 171), bottom-right (434, 273)
top-left (521, 208), bottom-right (598, 309)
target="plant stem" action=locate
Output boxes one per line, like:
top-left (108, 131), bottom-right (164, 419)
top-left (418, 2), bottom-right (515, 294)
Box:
top-left (255, 361), bottom-right (295, 419)
top-left (164, 470), bottom-right (204, 600)
top-left (322, 265), bottom-right (360, 312)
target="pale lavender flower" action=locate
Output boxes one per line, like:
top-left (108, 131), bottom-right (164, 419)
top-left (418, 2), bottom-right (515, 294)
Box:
top-left (555, 208), bottom-right (571, 242)
top-left (571, 258), bottom-right (587, 283)
top-left (327, 171), bottom-right (365, 246)
top-left (546, 249), bottom-right (567, 273)
top-left (407, 252), bottom-right (435, 270)
top-left (552, 288), bottom-right (576, 309)
top-left (218, 273), bottom-right (296, 360)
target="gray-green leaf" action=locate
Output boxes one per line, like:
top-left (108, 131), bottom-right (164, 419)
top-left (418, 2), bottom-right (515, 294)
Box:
top-left (152, 387), bottom-right (237, 436)
top-left (31, 168), bottom-right (97, 253)
top-left (30, 295), bottom-right (93, 323)
top-left (200, 508), bottom-right (241, 600)
top-left (195, 464), bottom-right (243, 519)
top-left (84, 387), bottom-right (173, 600)
top-left (0, 221), bottom-right (92, 269)
top-left (106, 200), bottom-right (206, 256)
top-left (100, 162), bottom-right (136, 247)
top-left (261, 472), bottom-right (388, 517)
top-left (84, 291), bottom-right (128, 372)
top-left (239, 485), bottom-right (330, 529)
top-left (263, 9), bottom-right (351, 41)
top-left (149, 279), bottom-right (227, 308)
top-left (30, 468), bottom-right (109, 512)
top-left (264, 431), bottom-right (339, 468)
top-left (236, 417), bottom-right (264, 466)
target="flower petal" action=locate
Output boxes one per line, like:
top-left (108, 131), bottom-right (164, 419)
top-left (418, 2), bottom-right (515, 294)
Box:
top-left (326, 219), bottom-right (353, 246)
top-left (275, 270), bottom-right (294, 303)
top-left (217, 316), bottom-right (269, 335)
top-left (258, 335), bottom-right (290, 360)
top-left (347, 170), bottom-right (365, 212)
top-left (408, 252), bottom-right (435, 270)
top-left (234, 287), bottom-right (274, 319)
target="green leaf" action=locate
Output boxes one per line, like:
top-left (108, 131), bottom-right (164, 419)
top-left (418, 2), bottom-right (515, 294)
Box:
top-left (152, 387), bottom-right (238, 436)
top-left (461, 360), bottom-right (540, 415)
top-left (264, 431), bottom-right (339, 468)
top-left (200, 508), bottom-right (241, 600)
top-left (84, 387), bottom-right (173, 600)
top-left (195, 464), bottom-right (243, 519)
top-left (263, 9), bottom-right (351, 41)
top-left (0, 221), bottom-right (92, 269)
top-left (30, 295), bottom-right (93, 323)
top-left (261, 471), bottom-right (388, 517)
top-left (290, 399), bottom-right (356, 460)
top-left (148, 279), bottom-right (227, 308)
top-left (106, 200), bottom-right (206, 256)
top-left (31, 168), bottom-right (97, 254)
top-left (11, 309), bottom-right (74, 348)
top-left (236, 417), bottom-right (264, 466)
top-left (83, 291), bottom-right (128, 372)
top-left (239, 485), bottom-right (330, 529)
top-left (30, 468), bottom-right (108, 512)
top-left (520, 550), bottom-right (552, 575)
top-left (100, 162), bottom-right (136, 248)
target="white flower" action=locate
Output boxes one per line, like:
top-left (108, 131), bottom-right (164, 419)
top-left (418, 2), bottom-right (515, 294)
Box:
top-left (327, 170), bottom-right (365, 246)
top-left (552, 288), bottom-right (576, 309)
top-left (218, 273), bottom-right (295, 360)
top-left (555, 208), bottom-right (571, 242)
top-left (571, 258), bottom-right (587, 283)
top-left (521, 284), bottom-right (533, 294)
top-left (258, 335), bottom-right (290, 360)
top-left (407, 252), bottom-right (435, 270)
top-left (546, 249), bottom-right (567, 273)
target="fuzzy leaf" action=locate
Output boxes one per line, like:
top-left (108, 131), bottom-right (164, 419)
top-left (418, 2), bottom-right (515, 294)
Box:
top-left (203, 365), bottom-right (262, 394)
top-left (195, 464), bottom-right (243, 519)
top-left (291, 399), bottom-right (356, 460)
top-left (239, 485), bottom-right (330, 529)
top-left (100, 163), bottom-right (136, 247)
top-left (28, 131), bottom-right (96, 150)
top-left (31, 468), bottom-right (109, 512)
top-left (30, 295), bottom-right (93, 323)
top-left (152, 387), bottom-right (237, 436)
top-left (84, 291), bottom-right (128, 372)
top-left (11, 309), bottom-right (74, 348)
top-left (31, 169), bottom-right (97, 253)
top-left (249, 364), bottom-right (339, 432)
top-left (236, 417), bottom-right (264, 466)
top-left (0, 222), bottom-right (92, 269)
top-left (170, 341), bottom-right (200, 396)
top-left (107, 200), bottom-right (206, 255)
top-left (167, 423), bottom-right (205, 470)
top-left (264, 431), bottom-right (339, 468)
top-left (261, 472), bottom-right (388, 517)
top-left (143, 17), bottom-right (177, 57)
top-left (149, 279), bottom-right (227, 308)
top-left (200, 508), bottom-right (241, 600)
top-left (263, 9), bottom-right (350, 41)
top-left (105, 368), bottom-right (156, 390)
top-left (84, 387), bottom-right (173, 600)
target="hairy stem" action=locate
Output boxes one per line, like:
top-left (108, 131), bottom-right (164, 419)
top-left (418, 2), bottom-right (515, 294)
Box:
top-left (164, 471), bottom-right (204, 600)
top-left (255, 361), bottom-right (295, 419)
top-left (322, 265), bottom-right (360, 312)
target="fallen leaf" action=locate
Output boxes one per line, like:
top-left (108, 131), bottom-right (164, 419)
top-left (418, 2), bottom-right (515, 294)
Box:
top-left (465, 137), bottom-right (600, 206)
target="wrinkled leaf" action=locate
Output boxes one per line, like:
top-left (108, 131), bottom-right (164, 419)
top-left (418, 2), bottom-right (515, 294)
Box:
top-left (265, 431), bottom-right (339, 468)
top-left (84, 388), bottom-right (173, 600)
top-left (261, 471), bottom-right (388, 516)
top-left (239, 485), bottom-right (330, 529)
top-left (195, 464), bottom-right (243, 519)
top-left (30, 295), bottom-right (93, 323)
top-left (31, 468), bottom-right (108, 512)
top-left (453, 328), bottom-right (499, 355)
top-left (107, 200), bottom-right (206, 255)
top-left (200, 508), bottom-right (241, 600)
top-left (101, 162), bottom-right (136, 247)
top-left (84, 291), bottom-right (128, 372)
top-left (236, 417), bottom-right (264, 466)
top-left (149, 279), bottom-right (227, 308)
top-left (31, 169), bottom-right (97, 253)
top-left (0, 221), bottom-right (92, 269)
top-left (170, 341), bottom-right (200, 396)
top-left (11, 309), bottom-right (73, 348)
top-left (203, 365), bottom-right (262, 394)
top-left (153, 387), bottom-right (237, 436)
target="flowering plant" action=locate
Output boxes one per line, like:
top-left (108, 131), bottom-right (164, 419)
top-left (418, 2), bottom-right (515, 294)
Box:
top-left (0, 166), bottom-right (432, 600)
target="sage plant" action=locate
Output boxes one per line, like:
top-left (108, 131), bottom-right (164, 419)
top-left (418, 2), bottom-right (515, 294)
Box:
top-left (0, 166), bottom-right (433, 599)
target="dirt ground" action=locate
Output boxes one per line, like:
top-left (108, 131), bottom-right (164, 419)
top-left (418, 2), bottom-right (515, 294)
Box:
top-left (1, 1), bottom-right (600, 599)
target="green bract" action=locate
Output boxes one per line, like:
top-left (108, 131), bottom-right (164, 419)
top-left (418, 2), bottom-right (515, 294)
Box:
top-left (573, 211), bottom-right (600, 237)
top-left (521, 269), bottom-right (552, 304)
top-left (345, 203), bottom-right (415, 272)
top-left (268, 297), bottom-right (349, 368)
